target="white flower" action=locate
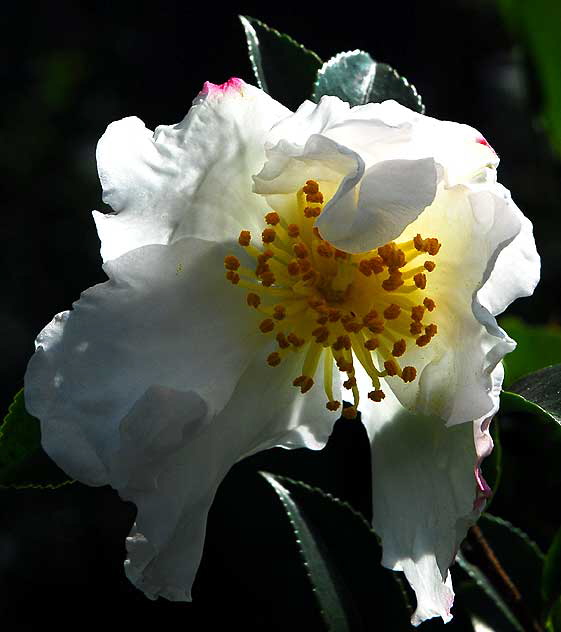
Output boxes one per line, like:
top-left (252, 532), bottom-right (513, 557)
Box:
top-left (24, 77), bottom-right (539, 624)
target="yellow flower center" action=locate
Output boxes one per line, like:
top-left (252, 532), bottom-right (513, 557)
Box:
top-left (224, 180), bottom-right (440, 418)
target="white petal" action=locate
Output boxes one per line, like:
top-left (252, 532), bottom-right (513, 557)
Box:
top-left (122, 345), bottom-right (339, 600)
top-left (316, 157), bottom-right (438, 252)
top-left (24, 237), bottom-right (262, 484)
top-left (95, 79), bottom-right (290, 261)
top-left (386, 183), bottom-right (523, 425)
top-left (358, 377), bottom-right (480, 625)
top-left (476, 189), bottom-right (540, 317)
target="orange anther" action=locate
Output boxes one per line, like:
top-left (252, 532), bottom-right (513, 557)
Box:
top-left (262, 228), bottom-right (276, 243)
top-left (257, 250), bottom-right (273, 264)
top-left (326, 400), bottom-right (341, 411)
top-left (276, 333), bottom-right (290, 349)
top-left (426, 238), bottom-right (441, 256)
top-left (287, 224), bottom-right (300, 238)
top-left (255, 262), bottom-right (270, 276)
top-left (312, 326), bottom-right (329, 343)
top-left (246, 293), bottom-right (261, 308)
top-left (424, 260), bottom-right (436, 272)
top-left (368, 256), bottom-right (385, 274)
top-left (293, 375), bottom-right (314, 393)
top-left (267, 352), bottom-right (281, 367)
top-left (226, 271), bottom-right (240, 284)
top-left (265, 212), bottom-right (280, 225)
top-left (306, 191), bottom-right (324, 204)
top-left (238, 230), bottom-right (251, 246)
top-left (368, 390), bottom-right (386, 402)
top-left (425, 323), bottom-right (438, 338)
top-left (392, 339), bottom-right (406, 357)
top-left (384, 359), bottom-right (399, 376)
top-left (334, 249), bottom-right (348, 260)
top-left (259, 319), bottom-right (275, 333)
top-left (328, 309), bottom-right (341, 322)
top-left (416, 335), bottom-right (431, 347)
top-left (410, 321), bottom-right (423, 335)
top-left (358, 259), bottom-right (372, 276)
top-left (411, 306), bottom-right (425, 322)
top-left (316, 242), bottom-right (333, 257)
top-left (273, 305), bottom-right (286, 320)
top-left (287, 332), bottom-right (305, 347)
top-left (368, 319), bottom-right (385, 334)
top-left (414, 273), bottom-right (427, 290)
top-left (293, 242), bottom-right (309, 259)
top-left (413, 234), bottom-right (425, 251)
top-left (260, 272), bottom-right (276, 286)
top-left (402, 366), bottom-right (417, 382)
top-left (224, 255), bottom-right (240, 270)
top-left (342, 406), bottom-right (358, 419)
top-left (364, 338), bottom-right (379, 351)
top-left (423, 297), bottom-right (436, 311)
top-left (302, 180), bottom-right (319, 195)
top-left (299, 259), bottom-right (312, 273)
top-left (382, 271), bottom-right (403, 291)
top-left (287, 260), bottom-right (300, 276)
top-left (343, 376), bottom-right (357, 389)
top-left (383, 304), bottom-right (401, 320)
top-left (304, 206), bottom-right (322, 218)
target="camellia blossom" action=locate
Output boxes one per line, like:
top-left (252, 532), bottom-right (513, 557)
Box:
top-left (25, 77), bottom-right (539, 624)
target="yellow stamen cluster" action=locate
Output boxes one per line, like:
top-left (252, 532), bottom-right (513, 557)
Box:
top-left (224, 179), bottom-right (440, 418)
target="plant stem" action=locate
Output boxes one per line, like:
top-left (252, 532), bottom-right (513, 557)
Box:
top-left (466, 525), bottom-right (544, 632)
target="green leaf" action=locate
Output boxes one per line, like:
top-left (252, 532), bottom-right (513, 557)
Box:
top-left (239, 15), bottom-right (322, 110)
top-left (508, 364), bottom-right (561, 425)
top-left (500, 316), bottom-right (561, 387)
top-left (457, 514), bottom-right (544, 631)
top-left (497, 0), bottom-right (561, 157)
top-left (0, 389), bottom-right (73, 489)
top-left (313, 50), bottom-right (424, 112)
top-left (543, 528), bottom-right (561, 615)
top-left (546, 599), bottom-right (561, 632)
top-left (456, 553), bottom-right (524, 632)
top-left (260, 472), bottom-right (411, 631)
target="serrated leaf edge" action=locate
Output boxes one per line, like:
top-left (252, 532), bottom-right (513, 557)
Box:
top-left (481, 513), bottom-right (545, 560)
top-left (239, 15), bottom-right (322, 94)
top-left (0, 389), bottom-right (74, 490)
top-left (456, 551), bottom-right (525, 632)
top-left (313, 49), bottom-right (424, 113)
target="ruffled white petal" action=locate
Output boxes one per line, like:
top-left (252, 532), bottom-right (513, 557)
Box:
top-left (384, 182), bottom-right (526, 425)
top-left (316, 157), bottom-right (438, 252)
top-left (95, 80), bottom-right (290, 261)
top-left (121, 344), bottom-right (338, 600)
top-left (358, 372), bottom-right (481, 625)
top-left (24, 237), bottom-right (263, 483)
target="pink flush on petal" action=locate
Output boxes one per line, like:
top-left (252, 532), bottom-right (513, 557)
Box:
top-left (476, 135), bottom-right (497, 155)
top-left (201, 77), bottom-right (245, 96)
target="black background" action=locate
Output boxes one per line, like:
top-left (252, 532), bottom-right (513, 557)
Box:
top-left (2, 1), bottom-right (559, 630)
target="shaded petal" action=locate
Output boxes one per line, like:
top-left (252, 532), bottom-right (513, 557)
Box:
top-left (386, 183), bottom-right (524, 425)
top-left (25, 237), bottom-right (262, 484)
top-left (316, 157), bottom-right (438, 252)
top-left (122, 345), bottom-right (339, 600)
top-left (95, 79), bottom-right (290, 261)
top-left (358, 374), bottom-right (480, 625)
top-left (476, 188), bottom-right (540, 317)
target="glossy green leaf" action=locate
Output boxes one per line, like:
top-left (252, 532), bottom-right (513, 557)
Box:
top-left (508, 364), bottom-right (561, 425)
top-left (497, 0), bottom-right (561, 157)
top-left (500, 316), bottom-right (561, 387)
top-left (0, 389), bottom-right (73, 489)
top-left (543, 528), bottom-right (561, 615)
top-left (456, 553), bottom-right (523, 632)
top-left (546, 598), bottom-right (561, 632)
top-left (458, 514), bottom-right (544, 632)
top-left (313, 50), bottom-right (424, 112)
top-left (239, 15), bottom-right (322, 110)
top-left (260, 472), bottom-right (411, 631)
